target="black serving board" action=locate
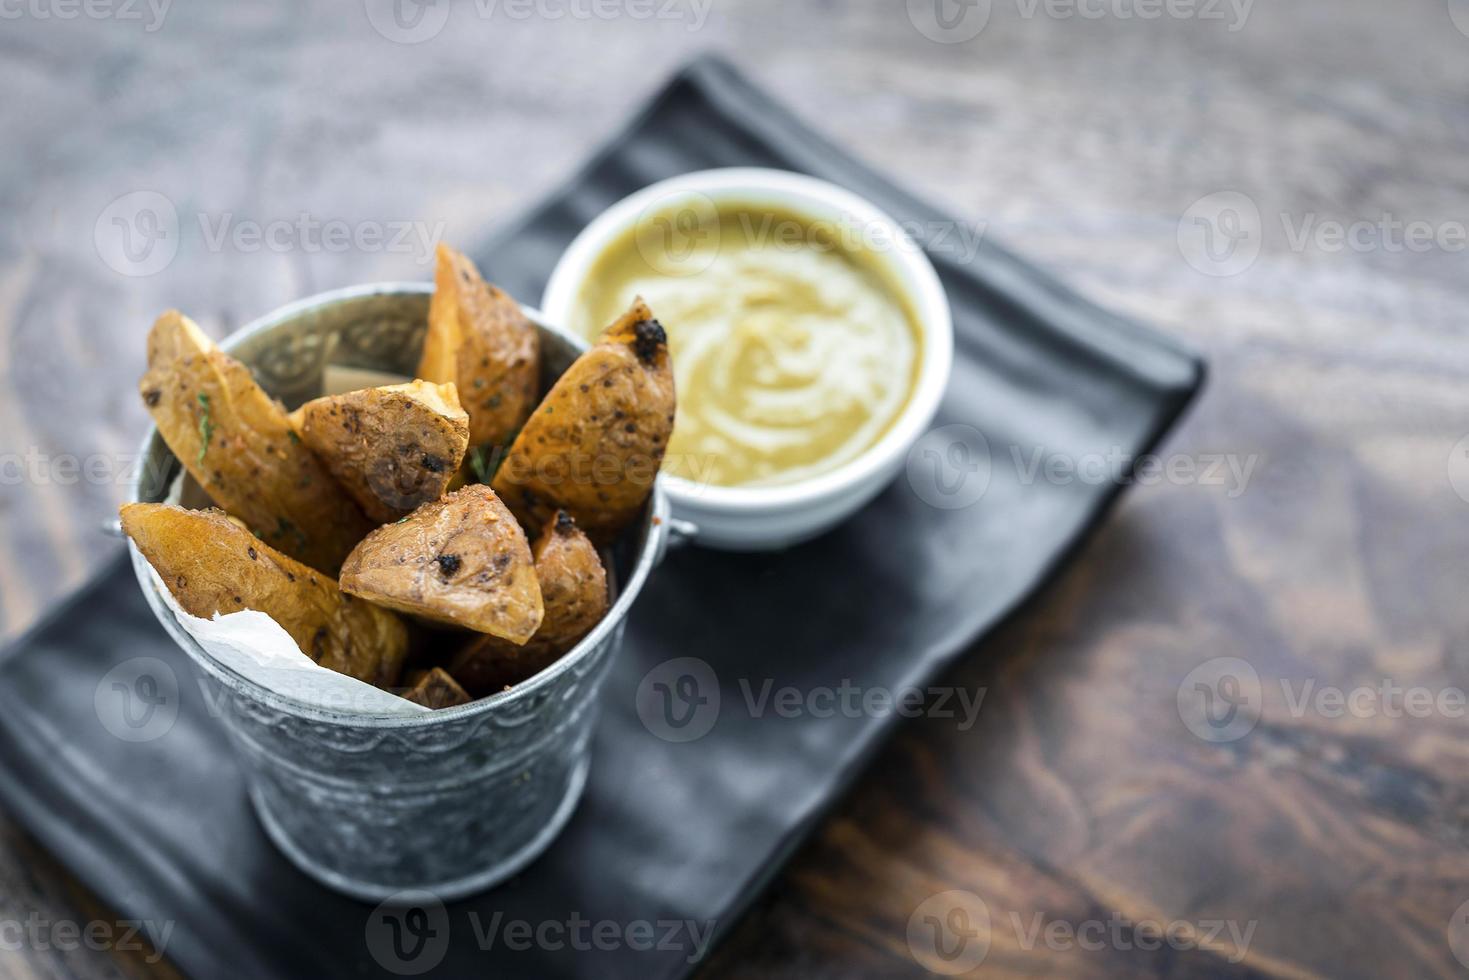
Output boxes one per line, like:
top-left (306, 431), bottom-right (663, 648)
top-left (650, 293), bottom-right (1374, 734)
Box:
top-left (0, 56), bottom-right (1203, 979)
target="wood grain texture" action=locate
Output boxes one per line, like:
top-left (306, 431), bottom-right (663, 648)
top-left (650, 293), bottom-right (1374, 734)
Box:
top-left (4, 0), bottom-right (1469, 976)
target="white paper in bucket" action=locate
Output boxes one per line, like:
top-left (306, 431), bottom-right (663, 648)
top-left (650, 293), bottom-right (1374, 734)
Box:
top-left (141, 470), bottom-right (429, 716)
top-left (138, 557), bottom-right (429, 716)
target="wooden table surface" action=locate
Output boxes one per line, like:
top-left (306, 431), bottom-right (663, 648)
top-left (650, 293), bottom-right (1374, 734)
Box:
top-left (5, 0), bottom-right (1469, 976)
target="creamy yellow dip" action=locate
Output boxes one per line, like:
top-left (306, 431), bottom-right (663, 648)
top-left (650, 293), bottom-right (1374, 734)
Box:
top-left (570, 204), bottom-right (921, 488)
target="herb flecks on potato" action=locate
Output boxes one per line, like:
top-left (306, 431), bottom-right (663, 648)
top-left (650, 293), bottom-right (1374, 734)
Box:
top-left (138, 310), bottom-right (373, 573)
top-left (121, 503), bottom-right (408, 688)
top-left (292, 380), bottom-right (470, 524)
top-left (401, 667), bottom-right (473, 709)
top-left (339, 485), bottom-right (543, 643)
top-left (418, 243), bottom-right (540, 451)
top-left (491, 298), bottom-right (675, 543)
top-left (449, 510), bottom-right (610, 695)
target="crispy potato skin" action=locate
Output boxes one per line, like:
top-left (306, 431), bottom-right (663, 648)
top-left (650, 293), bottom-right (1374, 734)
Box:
top-left (121, 503), bottom-right (408, 688)
top-left (449, 511), bottom-right (609, 695)
top-left (295, 380), bottom-right (470, 524)
top-left (418, 244), bottom-right (539, 449)
top-left (339, 485), bottom-right (544, 642)
top-left (491, 298), bottom-right (675, 543)
top-left (139, 311), bottom-right (373, 573)
top-left (401, 667), bottom-right (472, 709)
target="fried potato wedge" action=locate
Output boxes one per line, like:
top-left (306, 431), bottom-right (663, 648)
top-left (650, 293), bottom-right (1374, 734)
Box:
top-left (521, 511), bottom-right (610, 654)
top-left (139, 310), bottom-right (373, 573)
top-left (339, 485), bottom-right (543, 642)
top-left (292, 380), bottom-right (470, 524)
top-left (120, 503), bottom-right (408, 688)
top-left (491, 298), bottom-right (675, 543)
top-left (448, 510), bottom-right (610, 695)
top-left (418, 243), bottom-right (539, 449)
top-left (401, 667), bottom-right (472, 709)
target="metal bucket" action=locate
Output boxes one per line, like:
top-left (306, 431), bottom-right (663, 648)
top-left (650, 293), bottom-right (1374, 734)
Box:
top-left (125, 282), bottom-right (672, 902)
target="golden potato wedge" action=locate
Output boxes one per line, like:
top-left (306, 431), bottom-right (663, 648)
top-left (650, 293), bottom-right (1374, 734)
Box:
top-left (448, 510), bottom-right (609, 695)
top-left (418, 243), bottom-right (540, 449)
top-left (292, 380), bottom-right (470, 524)
top-left (522, 510), bottom-right (610, 654)
top-left (139, 310), bottom-right (373, 573)
top-left (491, 298), bottom-right (675, 543)
top-left (339, 485), bottom-right (543, 642)
top-left (120, 503), bottom-right (408, 688)
top-left (401, 667), bottom-right (472, 709)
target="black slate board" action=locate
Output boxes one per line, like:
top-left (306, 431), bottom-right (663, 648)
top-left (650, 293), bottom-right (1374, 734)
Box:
top-left (0, 56), bottom-right (1203, 979)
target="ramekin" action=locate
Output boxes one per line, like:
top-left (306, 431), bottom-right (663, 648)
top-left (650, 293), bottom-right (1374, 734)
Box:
top-left (540, 168), bottom-right (953, 551)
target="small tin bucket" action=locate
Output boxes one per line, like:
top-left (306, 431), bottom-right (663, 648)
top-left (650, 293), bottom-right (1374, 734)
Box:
top-left (125, 282), bottom-right (672, 902)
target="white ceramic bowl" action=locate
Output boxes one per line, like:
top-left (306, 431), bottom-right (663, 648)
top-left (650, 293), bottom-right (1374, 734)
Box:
top-left (541, 168), bottom-right (953, 551)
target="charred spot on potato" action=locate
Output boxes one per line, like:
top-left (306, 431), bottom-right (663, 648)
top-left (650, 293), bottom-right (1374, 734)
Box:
top-left (421, 454), bottom-right (445, 473)
top-left (632, 318), bottom-right (666, 364)
top-left (554, 511), bottom-right (575, 534)
top-left (435, 553), bottom-right (462, 577)
top-left (143, 388), bottom-right (162, 407)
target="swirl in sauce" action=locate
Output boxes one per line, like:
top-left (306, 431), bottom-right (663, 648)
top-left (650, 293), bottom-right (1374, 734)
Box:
top-left (571, 206), bottom-right (920, 488)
